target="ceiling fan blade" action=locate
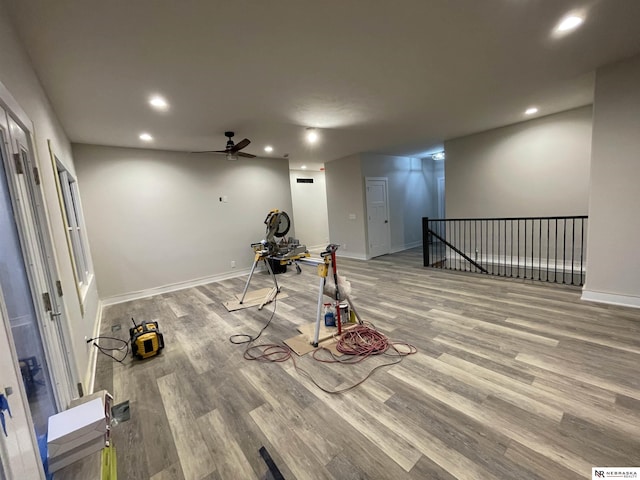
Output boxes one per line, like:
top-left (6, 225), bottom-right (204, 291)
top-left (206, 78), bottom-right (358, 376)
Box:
top-left (231, 138), bottom-right (250, 152)
top-left (237, 152), bottom-right (256, 158)
top-left (191, 150), bottom-right (227, 154)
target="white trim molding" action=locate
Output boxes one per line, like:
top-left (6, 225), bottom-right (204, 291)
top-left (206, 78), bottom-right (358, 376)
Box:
top-left (86, 299), bottom-right (103, 394)
top-left (100, 267), bottom-right (256, 306)
top-left (581, 289), bottom-right (640, 309)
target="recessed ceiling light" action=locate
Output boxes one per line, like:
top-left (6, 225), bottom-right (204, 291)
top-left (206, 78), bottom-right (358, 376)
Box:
top-left (306, 128), bottom-right (319, 144)
top-left (149, 95), bottom-right (168, 110)
top-left (525, 107), bottom-right (538, 115)
top-left (301, 165), bottom-right (307, 169)
top-left (139, 133), bottom-right (153, 141)
top-left (264, 146), bottom-right (273, 153)
top-left (556, 15), bottom-right (584, 33)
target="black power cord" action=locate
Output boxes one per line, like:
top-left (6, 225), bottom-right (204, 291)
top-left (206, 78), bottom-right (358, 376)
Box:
top-left (229, 297), bottom-right (278, 345)
top-left (87, 336), bottom-right (129, 363)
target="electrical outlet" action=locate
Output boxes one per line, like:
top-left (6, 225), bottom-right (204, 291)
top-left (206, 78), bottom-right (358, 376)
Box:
top-left (343, 244), bottom-right (347, 250)
top-left (231, 260), bottom-right (236, 268)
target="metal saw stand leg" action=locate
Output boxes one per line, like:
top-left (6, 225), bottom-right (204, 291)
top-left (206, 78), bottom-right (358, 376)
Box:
top-left (239, 256), bottom-right (280, 304)
top-left (311, 258), bottom-right (331, 347)
top-left (264, 256), bottom-right (280, 293)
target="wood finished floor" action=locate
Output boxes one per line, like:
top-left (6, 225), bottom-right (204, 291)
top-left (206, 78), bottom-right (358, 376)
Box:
top-left (94, 248), bottom-right (640, 480)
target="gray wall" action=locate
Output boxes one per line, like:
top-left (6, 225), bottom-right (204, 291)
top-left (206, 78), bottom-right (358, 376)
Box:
top-left (361, 154), bottom-right (436, 252)
top-left (289, 169), bottom-right (330, 249)
top-left (445, 106), bottom-right (593, 218)
top-left (73, 144), bottom-right (293, 299)
top-left (325, 153), bottom-right (437, 259)
top-left (324, 154), bottom-right (367, 259)
top-left (583, 53), bottom-right (640, 307)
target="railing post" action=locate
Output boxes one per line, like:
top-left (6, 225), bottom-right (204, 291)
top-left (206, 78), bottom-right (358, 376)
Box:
top-left (423, 217), bottom-right (430, 267)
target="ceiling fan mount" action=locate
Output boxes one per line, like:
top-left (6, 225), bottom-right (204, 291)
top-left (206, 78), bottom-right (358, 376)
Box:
top-left (192, 131), bottom-right (256, 159)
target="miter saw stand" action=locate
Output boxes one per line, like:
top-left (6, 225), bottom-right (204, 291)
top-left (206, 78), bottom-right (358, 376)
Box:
top-left (238, 211), bottom-right (363, 346)
top-left (238, 209), bottom-right (310, 309)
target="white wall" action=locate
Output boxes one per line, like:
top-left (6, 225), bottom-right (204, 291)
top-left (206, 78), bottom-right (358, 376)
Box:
top-left (444, 106), bottom-right (593, 218)
top-left (289, 169), bottom-right (330, 249)
top-left (324, 154), bottom-right (367, 259)
top-left (583, 53), bottom-right (640, 307)
top-left (361, 154), bottom-right (436, 252)
top-left (72, 144), bottom-right (294, 300)
top-left (0, 5), bottom-right (98, 390)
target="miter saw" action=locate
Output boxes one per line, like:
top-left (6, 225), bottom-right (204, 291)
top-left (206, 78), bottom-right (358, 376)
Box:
top-left (257, 209), bottom-right (309, 259)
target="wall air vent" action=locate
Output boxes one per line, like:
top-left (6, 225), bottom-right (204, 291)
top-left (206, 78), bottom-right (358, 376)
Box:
top-left (296, 178), bottom-right (314, 183)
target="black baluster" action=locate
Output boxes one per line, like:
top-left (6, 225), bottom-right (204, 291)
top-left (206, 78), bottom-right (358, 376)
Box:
top-left (546, 219), bottom-right (550, 282)
top-left (571, 218), bottom-right (575, 285)
top-left (563, 219), bottom-right (567, 284)
top-left (423, 217), bottom-right (429, 267)
top-left (517, 219), bottom-right (520, 278)
top-left (580, 218), bottom-right (585, 286)
top-left (538, 218), bottom-right (542, 281)
top-left (463, 219), bottom-right (467, 271)
top-left (554, 218), bottom-right (558, 283)
top-left (524, 219), bottom-right (527, 279)
top-left (531, 219), bottom-right (534, 281)
top-left (510, 219), bottom-right (513, 277)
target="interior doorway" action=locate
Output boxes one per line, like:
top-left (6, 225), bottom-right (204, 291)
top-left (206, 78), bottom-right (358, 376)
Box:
top-left (365, 177), bottom-right (391, 258)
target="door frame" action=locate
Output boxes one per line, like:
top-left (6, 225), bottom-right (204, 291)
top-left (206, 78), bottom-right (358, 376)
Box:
top-left (365, 176), bottom-right (391, 258)
top-left (0, 80), bottom-right (76, 477)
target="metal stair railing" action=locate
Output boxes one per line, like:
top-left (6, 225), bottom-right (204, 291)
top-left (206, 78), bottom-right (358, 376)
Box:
top-left (422, 216), bottom-right (588, 286)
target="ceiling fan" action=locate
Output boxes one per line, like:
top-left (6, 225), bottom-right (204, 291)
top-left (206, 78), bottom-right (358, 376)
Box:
top-left (193, 131), bottom-right (256, 160)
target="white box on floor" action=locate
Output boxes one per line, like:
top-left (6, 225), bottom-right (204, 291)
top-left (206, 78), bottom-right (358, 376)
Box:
top-left (47, 397), bottom-right (107, 460)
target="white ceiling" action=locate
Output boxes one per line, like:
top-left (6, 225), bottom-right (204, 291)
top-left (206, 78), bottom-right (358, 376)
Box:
top-left (6, 0), bottom-right (640, 170)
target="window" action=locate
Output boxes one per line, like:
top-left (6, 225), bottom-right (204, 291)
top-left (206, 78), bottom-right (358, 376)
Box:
top-left (56, 163), bottom-right (92, 291)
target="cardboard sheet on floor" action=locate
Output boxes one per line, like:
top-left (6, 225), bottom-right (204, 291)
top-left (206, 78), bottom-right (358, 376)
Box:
top-left (296, 321), bottom-right (358, 344)
top-left (284, 321), bottom-right (357, 356)
top-left (284, 333), bottom-right (345, 357)
top-left (223, 288), bottom-right (288, 311)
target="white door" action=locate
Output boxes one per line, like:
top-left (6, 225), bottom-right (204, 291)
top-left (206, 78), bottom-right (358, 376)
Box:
top-left (3, 113), bottom-right (76, 410)
top-left (365, 177), bottom-right (391, 258)
top-left (0, 98), bottom-right (76, 477)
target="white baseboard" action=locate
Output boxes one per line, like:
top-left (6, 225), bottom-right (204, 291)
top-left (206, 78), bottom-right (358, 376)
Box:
top-left (581, 289), bottom-right (640, 308)
top-left (86, 300), bottom-right (103, 395)
top-left (581, 289), bottom-right (640, 309)
top-left (337, 252), bottom-right (368, 261)
top-left (101, 267), bottom-right (255, 306)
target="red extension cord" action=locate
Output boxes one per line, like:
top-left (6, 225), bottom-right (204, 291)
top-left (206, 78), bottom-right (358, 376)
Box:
top-left (243, 323), bottom-right (417, 393)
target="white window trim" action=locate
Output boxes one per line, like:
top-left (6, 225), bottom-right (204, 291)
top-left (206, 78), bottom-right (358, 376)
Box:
top-left (52, 148), bottom-right (94, 306)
